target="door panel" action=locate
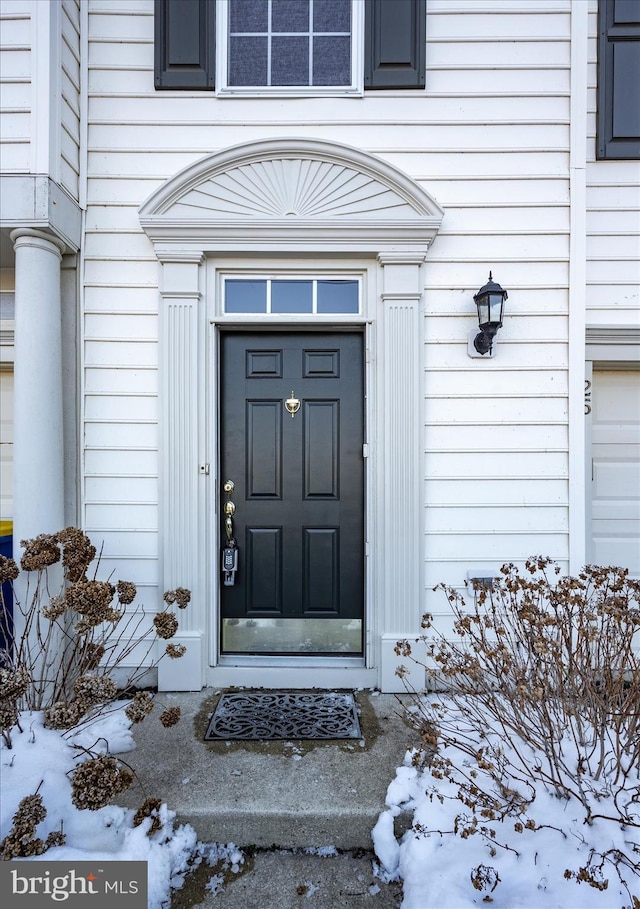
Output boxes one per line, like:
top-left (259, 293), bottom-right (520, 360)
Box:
top-left (220, 331), bottom-right (364, 654)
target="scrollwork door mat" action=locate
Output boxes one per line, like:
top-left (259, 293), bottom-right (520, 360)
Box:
top-left (204, 690), bottom-right (362, 741)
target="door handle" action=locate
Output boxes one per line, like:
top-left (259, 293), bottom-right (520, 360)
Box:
top-left (222, 480), bottom-right (238, 585)
top-left (224, 498), bottom-right (235, 542)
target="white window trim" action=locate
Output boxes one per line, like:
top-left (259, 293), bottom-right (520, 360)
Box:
top-left (216, 0), bottom-right (364, 97)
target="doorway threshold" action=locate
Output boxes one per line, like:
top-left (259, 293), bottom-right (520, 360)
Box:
top-left (206, 661), bottom-right (377, 691)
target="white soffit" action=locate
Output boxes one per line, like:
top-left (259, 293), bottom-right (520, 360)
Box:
top-left (139, 138), bottom-right (444, 250)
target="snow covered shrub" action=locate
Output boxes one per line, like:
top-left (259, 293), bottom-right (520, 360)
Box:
top-left (0, 527), bottom-right (190, 747)
top-left (383, 560), bottom-right (640, 906)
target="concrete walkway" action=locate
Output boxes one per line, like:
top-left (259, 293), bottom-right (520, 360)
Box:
top-left (115, 689), bottom-right (416, 908)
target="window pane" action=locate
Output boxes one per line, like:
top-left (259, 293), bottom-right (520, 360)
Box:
top-left (228, 36), bottom-right (268, 85)
top-left (317, 281), bottom-right (359, 313)
top-left (313, 36), bottom-right (350, 85)
top-left (225, 281), bottom-right (267, 313)
top-left (272, 0), bottom-right (309, 33)
top-left (271, 280), bottom-right (313, 313)
top-left (229, 0), bottom-right (268, 32)
top-left (271, 36), bottom-right (309, 85)
top-left (314, 0), bottom-right (351, 33)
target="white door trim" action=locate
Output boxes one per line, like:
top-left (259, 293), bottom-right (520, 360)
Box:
top-left (139, 138), bottom-right (443, 691)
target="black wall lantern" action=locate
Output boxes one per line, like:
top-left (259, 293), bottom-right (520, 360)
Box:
top-left (472, 272), bottom-right (508, 356)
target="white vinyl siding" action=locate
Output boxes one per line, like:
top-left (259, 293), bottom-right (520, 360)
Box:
top-left (586, 0), bottom-right (640, 326)
top-left (421, 0), bottom-right (572, 599)
top-left (60, 0), bottom-right (81, 200)
top-left (82, 0), bottom-right (590, 642)
top-left (0, 0), bottom-right (81, 195)
top-left (0, 0), bottom-right (31, 173)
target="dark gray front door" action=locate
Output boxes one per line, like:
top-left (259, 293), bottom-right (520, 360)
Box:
top-left (220, 331), bottom-right (364, 655)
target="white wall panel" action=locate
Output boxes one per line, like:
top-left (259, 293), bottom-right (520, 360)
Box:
top-left (84, 448), bottom-right (157, 476)
top-left (84, 422), bottom-right (157, 448)
top-left (83, 340), bottom-right (157, 367)
top-left (84, 394), bottom-right (157, 422)
top-left (79, 0), bottom-right (589, 661)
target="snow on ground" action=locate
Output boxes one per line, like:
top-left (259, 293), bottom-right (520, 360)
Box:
top-left (2, 699), bottom-right (638, 908)
top-left (0, 707), bottom-right (242, 909)
top-left (372, 698), bottom-right (639, 909)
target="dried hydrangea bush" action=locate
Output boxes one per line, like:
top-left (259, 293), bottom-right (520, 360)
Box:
top-left (396, 559), bottom-right (640, 899)
top-left (0, 528), bottom-right (191, 860)
top-left (0, 527), bottom-right (190, 748)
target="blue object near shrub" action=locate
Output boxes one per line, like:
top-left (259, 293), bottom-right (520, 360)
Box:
top-left (0, 520), bottom-right (13, 659)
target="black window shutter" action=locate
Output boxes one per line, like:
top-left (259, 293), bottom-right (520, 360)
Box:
top-left (154, 0), bottom-right (215, 90)
top-left (597, 0), bottom-right (640, 159)
top-left (364, 0), bottom-right (426, 89)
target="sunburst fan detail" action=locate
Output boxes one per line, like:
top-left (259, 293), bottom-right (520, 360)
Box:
top-left (170, 158), bottom-right (416, 219)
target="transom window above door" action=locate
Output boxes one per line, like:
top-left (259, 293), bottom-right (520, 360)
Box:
top-left (224, 278), bottom-right (360, 314)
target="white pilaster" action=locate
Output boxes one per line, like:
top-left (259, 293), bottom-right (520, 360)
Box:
top-left (156, 253), bottom-right (206, 690)
top-left (10, 228), bottom-right (66, 546)
top-left (377, 252), bottom-right (427, 692)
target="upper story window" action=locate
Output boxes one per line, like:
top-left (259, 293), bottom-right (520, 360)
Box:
top-left (597, 0), bottom-right (640, 159)
top-left (225, 0), bottom-right (354, 89)
top-left (155, 0), bottom-right (426, 94)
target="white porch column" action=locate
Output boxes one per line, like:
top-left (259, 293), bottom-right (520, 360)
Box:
top-left (156, 252), bottom-right (206, 691)
top-left (10, 228), bottom-right (66, 546)
top-left (378, 251), bottom-right (427, 692)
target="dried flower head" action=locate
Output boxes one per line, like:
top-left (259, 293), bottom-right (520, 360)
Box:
top-left (57, 527), bottom-right (96, 582)
top-left (66, 580), bottom-right (117, 631)
top-left (20, 534), bottom-right (60, 572)
top-left (0, 665), bottom-right (30, 701)
top-left (133, 797), bottom-right (163, 835)
top-left (0, 793), bottom-right (66, 859)
top-left (0, 701), bottom-right (18, 733)
top-left (153, 612), bottom-right (179, 640)
top-left (44, 701), bottom-right (84, 730)
top-left (116, 581), bottom-right (137, 605)
top-left (73, 674), bottom-right (118, 708)
top-left (0, 555), bottom-right (19, 583)
top-left (165, 643), bottom-right (186, 659)
top-left (41, 595), bottom-right (67, 621)
top-left (163, 587), bottom-right (191, 609)
top-left (79, 642), bottom-right (106, 672)
top-left (125, 691), bottom-right (154, 724)
top-left (159, 706), bottom-right (181, 727)
top-left (0, 792), bottom-right (66, 859)
top-left (70, 755), bottom-right (134, 811)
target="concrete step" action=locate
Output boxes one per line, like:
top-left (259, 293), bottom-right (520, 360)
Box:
top-left (171, 848), bottom-right (403, 909)
top-left (115, 689), bottom-right (416, 850)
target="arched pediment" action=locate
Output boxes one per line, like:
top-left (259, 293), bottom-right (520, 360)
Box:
top-left (139, 138), bottom-right (443, 250)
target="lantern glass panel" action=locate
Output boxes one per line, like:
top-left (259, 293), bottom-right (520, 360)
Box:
top-left (488, 292), bottom-right (504, 326)
top-left (476, 294), bottom-right (490, 327)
